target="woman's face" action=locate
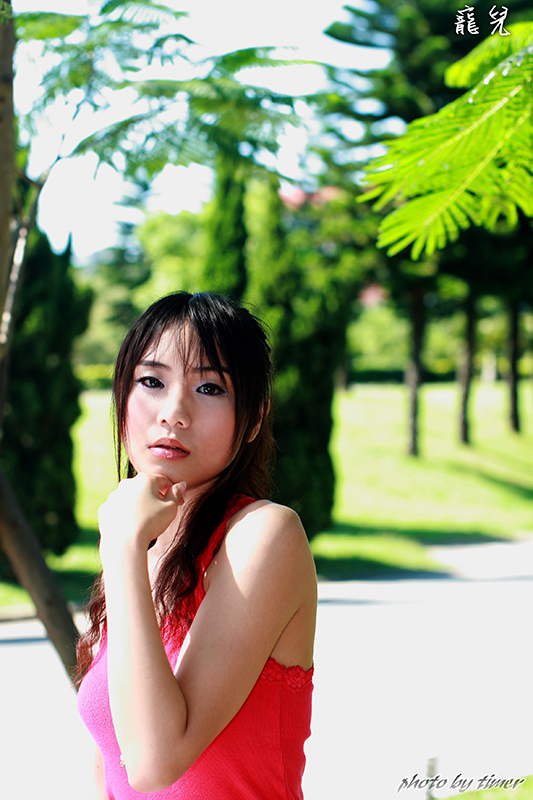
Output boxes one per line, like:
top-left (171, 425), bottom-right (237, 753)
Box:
top-left (124, 326), bottom-right (236, 498)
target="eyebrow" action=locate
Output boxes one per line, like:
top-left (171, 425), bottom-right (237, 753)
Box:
top-left (137, 360), bottom-right (230, 375)
top-left (138, 359), bottom-right (170, 370)
top-left (192, 365), bottom-right (230, 375)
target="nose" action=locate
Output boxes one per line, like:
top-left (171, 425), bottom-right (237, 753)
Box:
top-left (157, 385), bottom-right (191, 428)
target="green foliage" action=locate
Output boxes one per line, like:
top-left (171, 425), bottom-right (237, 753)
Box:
top-left (348, 302), bottom-right (409, 372)
top-left (74, 273), bottom-right (131, 366)
top-left (446, 22), bottom-right (533, 87)
top-left (348, 298), bottom-right (469, 380)
top-left (134, 208), bottom-right (208, 305)
top-left (1, 232), bottom-right (92, 557)
top-left (0, 1), bottom-right (12, 24)
top-left (201, 153), bottom-right (248, 300)
top-left (14, 1), bottom-right (296, 181)
top-left (245, 178), bottom-right (368, 537)
top-left (16, 13), bottom-right (85, 41)
top-left (320, 0), bottom-right (472, 167)
top-left (75, 363), bottom-right (114, 390)
top-left (322, 0), bottom-right (533, 456)
top-left (361, 25), bottom-right (533, 258)
top-left (75, 222), bottom-right (152, 366)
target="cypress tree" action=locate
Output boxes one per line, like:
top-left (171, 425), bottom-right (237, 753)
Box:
top-left (246, 176), bottom-right (366, 538)
top-left (1, 230), bottom-right (92, 560)
top-left (201, 151), bottom-right (248, 301)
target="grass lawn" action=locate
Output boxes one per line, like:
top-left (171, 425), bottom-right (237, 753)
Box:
top-left (0, 381), bottom-right (532, 609)
top-left (310, 380), bottom-right (532, 578)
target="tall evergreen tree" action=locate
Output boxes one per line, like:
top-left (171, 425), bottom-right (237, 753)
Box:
top-left (201, 152), bottom-right (248, 301)
top-left (246, 177), bottom-right (369, 537)
top-left (2, 231), bottom-right (91, 559)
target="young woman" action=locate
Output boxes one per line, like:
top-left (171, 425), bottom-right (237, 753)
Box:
top-left (77, 292), bottom-right (317, 800)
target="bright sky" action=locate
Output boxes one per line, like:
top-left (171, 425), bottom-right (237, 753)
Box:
top-left (12, 0), bottom-right (389, 262)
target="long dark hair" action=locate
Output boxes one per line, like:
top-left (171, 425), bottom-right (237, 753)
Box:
top-left (75, 292), bottom-right (274, 685)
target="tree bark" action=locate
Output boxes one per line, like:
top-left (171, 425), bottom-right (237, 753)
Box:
top-left (508, 298), bottom-right (520, 433)
top-left (0, 7), bottom-right (80, 684)
top-left (0, 2), bottom-right (15, 296)
top-left (0, 469), bottom-right (80, 676)
top-left (406, 284), bottom-right (425, 457)
top-left (458, 290), bottom-right (476, 445)
top-left (0, 187), bottom-right (43, 426)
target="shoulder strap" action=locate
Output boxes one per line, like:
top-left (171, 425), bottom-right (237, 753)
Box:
top-left (200, 494), bottom-right (256, 571)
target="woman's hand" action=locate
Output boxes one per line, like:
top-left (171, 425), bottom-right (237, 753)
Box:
top-left (98, 473), bottom-right (186, 561)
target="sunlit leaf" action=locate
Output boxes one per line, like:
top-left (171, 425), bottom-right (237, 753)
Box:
top-left (361, 41), bottom-right (533, 259)
top-left (99, 0), bottom-right (187, 24)
top-left (15, 12), bottom-right (85, 41)
top-left (445, 23), bottom-right (533, 88)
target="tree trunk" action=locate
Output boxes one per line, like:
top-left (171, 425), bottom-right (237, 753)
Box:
top-left (508, 298), bottom-right (520, 432)
top-left (458, 290), bottom-right (476, 445)
top-left (0, 2), bottom-right (15, 296)
top-left (0, 469), bottom-right (80, 676)
top-left (0, 7), bottom-right (80, 684)
top-left (0, 189), bottom-right (43, 426)
top-left (406, 285), bottom-right (425, 457)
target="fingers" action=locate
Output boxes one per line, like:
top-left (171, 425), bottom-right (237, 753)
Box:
top-left (117, 472), bottom-right (186, 506)
top-left (136, 473), bottom-right (187, 505)
top-left (173, 481), bottom-right (187, 506)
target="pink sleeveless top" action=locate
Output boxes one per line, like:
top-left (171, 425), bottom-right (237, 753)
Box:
top-left (78, 495), bottom-right (313, 799)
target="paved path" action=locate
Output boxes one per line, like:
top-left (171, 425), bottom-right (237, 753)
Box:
top-left (305, 539), bottom-right (533, 800)
top-left (1, 539), bottom-right (533, 799)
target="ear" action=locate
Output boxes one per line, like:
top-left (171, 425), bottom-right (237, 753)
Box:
top-left (247, 399), bottom-right (270, 443)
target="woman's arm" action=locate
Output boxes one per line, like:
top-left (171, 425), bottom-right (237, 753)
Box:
top-left (100, 473), bottom-right (188, 792)
top-left (99, 474), bottom-right (316, 793)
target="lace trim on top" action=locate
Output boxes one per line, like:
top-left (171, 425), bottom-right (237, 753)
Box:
top-left (260, 657), bottom-right (314, 690)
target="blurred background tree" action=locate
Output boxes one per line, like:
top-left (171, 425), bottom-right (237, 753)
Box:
top-left (200, 151), bottom-right (249, 301)
top-left (320, 0), bottom-right (533, 451)
top-left (244, 177), bottom-right (372, 535)
top-left (1, 229), bottom-right (91, 571)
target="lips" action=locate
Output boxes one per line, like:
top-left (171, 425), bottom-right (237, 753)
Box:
top-left (149, 438), bottom-right (190, 460)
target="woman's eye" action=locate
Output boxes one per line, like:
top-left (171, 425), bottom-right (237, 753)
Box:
top-left (136, 376), bottom-right (163, 389)
top-left (197, 383), bottom-right (223, 396)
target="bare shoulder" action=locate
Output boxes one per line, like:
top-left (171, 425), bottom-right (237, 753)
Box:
top-left (228, 499), bottom-right (304, 532)
top-left (223, 500), bottom-right (315, 584)
top-left (203, 499), bottom-right (316, 670)
top-left (226, 499), bottom-right (309, 551)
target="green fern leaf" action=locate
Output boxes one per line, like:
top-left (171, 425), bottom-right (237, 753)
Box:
top-left (446, 23), bottom-right (533, 88)
top-left (361, 45), bottom-right (533, 258)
